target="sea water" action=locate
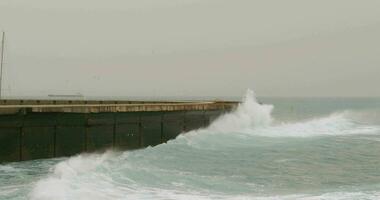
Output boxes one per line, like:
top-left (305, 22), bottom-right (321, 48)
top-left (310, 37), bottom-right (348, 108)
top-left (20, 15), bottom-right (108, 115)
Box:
top-left (1, 90), bottom-right (380, 200)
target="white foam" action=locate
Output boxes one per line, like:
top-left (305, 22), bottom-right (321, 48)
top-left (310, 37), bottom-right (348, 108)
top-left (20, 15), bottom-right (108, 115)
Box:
top-left (0, 165), bottom-right (16, 172)
top-left (31, 186), bottom-right (380, 200)
top-left (30, 151), bottom-right (115, 200)
top-left (204, 90), bottom-right (380, 138)
top-left (208, 89), bottom-right (273, 133)
top-left (297, 191), bottom-right (380, 200)
top-left (247, 112), bottom-right (380, 137)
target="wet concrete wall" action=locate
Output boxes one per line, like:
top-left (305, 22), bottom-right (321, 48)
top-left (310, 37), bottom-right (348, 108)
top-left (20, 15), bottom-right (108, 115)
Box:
top-left (0, 110), bottom-right (225, 163)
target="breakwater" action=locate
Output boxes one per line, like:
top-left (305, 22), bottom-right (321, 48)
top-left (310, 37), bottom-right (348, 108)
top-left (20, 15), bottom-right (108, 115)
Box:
top-left (0, 100), bottom-right (237, 163)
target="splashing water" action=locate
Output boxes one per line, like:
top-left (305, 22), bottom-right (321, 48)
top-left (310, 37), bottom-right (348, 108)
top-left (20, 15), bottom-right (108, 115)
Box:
top-left (208, 89), bottom-right (273, 132)
top-left (1, 90), bottom-right (380, 200)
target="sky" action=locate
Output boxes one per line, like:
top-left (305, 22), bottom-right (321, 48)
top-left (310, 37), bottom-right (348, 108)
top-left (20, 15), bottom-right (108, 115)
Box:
top-left (0, 0), bottom-right (380, 99)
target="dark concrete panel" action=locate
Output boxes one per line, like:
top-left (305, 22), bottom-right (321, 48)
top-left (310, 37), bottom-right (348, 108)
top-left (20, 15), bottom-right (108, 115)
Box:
top-left (141, 121), bottom-right (162, 147)
top-left (185, 110), bottom-right (206, 122)
top-left (141, 112), bottom-right (162, 122)
top-left (184, 110), bottom-right (206, 132)
top-left (86, 125), bottom-right (114, 151)
top-left (0, 115), bottom-right (23, 128)
top-left (87, 113), bottom-right (115, 126)
top-left (56, 113), bottom-right (86, 126)
top-left (162, 111), bottom-right (184, 141)
top-left (185, 120), bottom-right (205, 132)
top-left (205, 110), bottom-right (224, 124)
top-left (0, 128), bottom-right (20, 162)
top-left (163, 111), bottom-right (185, 122)
top-left (55, 126), bottom-right (86, 157)
top-left (163, 121), bottom-right (184, 142)
top-left (23, 113), bottom-right (57, 127)
top-left (115, 123), bottom-right (140, 149)
top-left (140, 112), bottom-right (162, 147)
top-left (22, 127), bottom-right (55, 161)
top-left (116, 112), bottom-right (140, 123)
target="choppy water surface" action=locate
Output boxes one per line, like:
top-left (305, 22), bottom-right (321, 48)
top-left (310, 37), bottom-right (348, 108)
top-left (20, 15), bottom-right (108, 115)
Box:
top-left (1, 91), bottom-right (380, 200)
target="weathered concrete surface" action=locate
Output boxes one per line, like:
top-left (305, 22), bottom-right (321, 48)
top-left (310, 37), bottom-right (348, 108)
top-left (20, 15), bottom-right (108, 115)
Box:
top-left (0, 101), bottom-right (238, 114)
top-left (0, 99), bottom-right (187, 105)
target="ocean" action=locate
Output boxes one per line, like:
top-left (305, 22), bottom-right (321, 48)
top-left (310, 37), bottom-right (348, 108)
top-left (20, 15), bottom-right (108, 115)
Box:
top-left (1, 90), bottom-right (380, 200)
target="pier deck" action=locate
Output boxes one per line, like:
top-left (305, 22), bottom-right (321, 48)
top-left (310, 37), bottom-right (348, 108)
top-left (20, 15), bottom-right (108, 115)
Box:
top-left (0, 100), bottom-right (236, 114)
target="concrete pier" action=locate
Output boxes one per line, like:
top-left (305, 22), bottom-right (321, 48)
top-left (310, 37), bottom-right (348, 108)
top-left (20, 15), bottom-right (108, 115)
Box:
top-left (0, 100), bottom-right (237, 163)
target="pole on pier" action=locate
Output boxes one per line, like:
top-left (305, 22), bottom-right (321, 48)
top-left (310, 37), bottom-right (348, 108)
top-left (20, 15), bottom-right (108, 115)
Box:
top-left (0, 31), bottom-right (5, 99)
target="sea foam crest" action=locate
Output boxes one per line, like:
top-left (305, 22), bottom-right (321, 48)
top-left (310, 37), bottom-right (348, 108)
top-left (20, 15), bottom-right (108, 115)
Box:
top-left (206, 89), bottom-right (379, 137)
top-left (250, 112), bottom-right (380, 137)
top-left (29, 152), bottom-right (115, 200)
top-left (208, 89), bottom-right (273, 132)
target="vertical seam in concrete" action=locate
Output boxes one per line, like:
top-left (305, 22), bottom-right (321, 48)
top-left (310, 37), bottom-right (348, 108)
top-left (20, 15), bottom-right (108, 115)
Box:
top-left (19, 126), bottom-right (23, 161)
top-left (53, 114), bottom-right (57, 157)
top-left (85, 114), bottom-right (88, 151)
top-left (53, 126), bottom-right (57, 157)
top-left (160, 114), bottom-right (164, 143)
top-left (19, 113), bottom-right (25, 161)
top-left (203, 110), bottom-right (207, 127)
top-left (138, 113), bottom-right (142, 148)
top-left (183, 111), bottom-right (187, 132)
top-left (112, 113), bottom-right (116, 149)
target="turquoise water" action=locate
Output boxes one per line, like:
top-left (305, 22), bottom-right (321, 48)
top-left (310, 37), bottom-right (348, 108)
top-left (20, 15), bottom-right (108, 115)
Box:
top-left (1, 91), bottom-right (380, 200)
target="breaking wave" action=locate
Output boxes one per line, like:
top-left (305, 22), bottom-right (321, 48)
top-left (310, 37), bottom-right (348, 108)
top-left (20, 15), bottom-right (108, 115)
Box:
top-left (251, 112), bottom-right (379, 137)
top-left (27, 90), bottom-right (380, 200)
top-left (189, 89), bottom-right (379, 138)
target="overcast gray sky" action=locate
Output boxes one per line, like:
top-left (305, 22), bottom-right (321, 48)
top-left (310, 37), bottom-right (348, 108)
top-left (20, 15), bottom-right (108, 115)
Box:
top-left (1, 0), bottom-right (380, 99)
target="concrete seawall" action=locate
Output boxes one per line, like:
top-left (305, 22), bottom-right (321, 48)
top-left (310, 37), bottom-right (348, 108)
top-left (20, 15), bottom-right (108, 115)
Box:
top-left (0, 100), bottom-right (238, 163)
